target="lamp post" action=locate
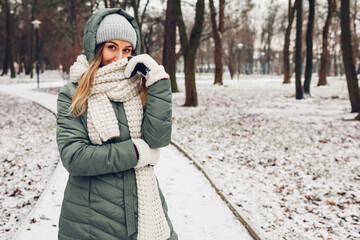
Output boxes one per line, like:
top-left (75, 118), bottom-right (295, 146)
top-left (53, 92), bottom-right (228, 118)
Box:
top-left (237, 43), bottom-right (243, 80)
top-left (31, 20), bottom-right (41, 88)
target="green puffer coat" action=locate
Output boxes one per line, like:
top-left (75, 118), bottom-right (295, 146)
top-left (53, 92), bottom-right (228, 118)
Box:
top-left (56, 8), bottom-right (177, 240)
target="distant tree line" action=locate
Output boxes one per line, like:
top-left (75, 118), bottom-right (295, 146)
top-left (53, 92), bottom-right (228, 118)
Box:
top-left (0, 0), bottom-right (359, 113)
top-left (0, 0), bottom-right (252, 107)
top-left (288, 0), bottom-right (360, 116)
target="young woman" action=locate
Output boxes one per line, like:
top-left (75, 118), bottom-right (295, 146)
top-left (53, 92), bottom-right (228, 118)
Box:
top-left (56, 8), bottom-right (178, 240)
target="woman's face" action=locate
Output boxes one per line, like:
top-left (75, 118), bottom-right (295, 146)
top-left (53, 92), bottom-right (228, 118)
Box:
top-left (101, 39), bottom-right (133, 66)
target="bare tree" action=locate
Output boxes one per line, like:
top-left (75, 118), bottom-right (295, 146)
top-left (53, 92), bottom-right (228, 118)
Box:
top-left (104, 0), bottom-right (130, 8)
top-left (283, 0), bottom-right (297, 83)
top-left (18, 0), bottom-right (36, 74)
top-left (340, 0), bottom-right (360, 113)
top-left (224, 33), bottom-right (237, 79)
top-left (130, 0), bottom-right (150, 53)
top-left (1, 0), bottom-right (131, 75)
top-left (1, 0), bottom-right (16, 77)
top-left (11, 0), bottom-right (36, 76)
top-left (231, 25), bottom-right (255, 77)
top-left (222, 0), bottom-right (255, 79)
top-left (175, 0), bottom-right (205, 106)
top-left (295, 0), bottom-right (303, 99)
top-left (329, 11), bottom-right (341, 76)
top-left (261, 1), bottom-right (279, 74)
top-left (163, 0), bottom-right (179, 93)
top-left (44, 0), bottom-right (92, 71)
top-left (209, 0), bottom-right (225, 85)
top-left (69, 0), bottom-right (84, 60)
top-left (141, 17), bottom-right (166, 67)
top-left (352, 0), bottom-right (358, 68)
top-left (100, 0), bottom-right (131, 10)
top-left (1, 0), bottom-right (15, 78)
top-left (303, 0), bottom-right (315, 95)
top-left (318, 0), bottom-right (336, 86)
top-left (224, 27), bottom-right (252, 79)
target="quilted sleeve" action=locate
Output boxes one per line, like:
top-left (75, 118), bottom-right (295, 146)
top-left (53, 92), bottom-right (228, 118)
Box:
top-left (141, 79), bottom-right (172, 148)
top-left (56, 84), bottom-right (138, 176)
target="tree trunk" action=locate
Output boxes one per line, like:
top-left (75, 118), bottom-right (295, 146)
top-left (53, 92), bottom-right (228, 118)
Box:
top-left (209, 0), bottom-right (224, 85)
top-left (30, 0), bottom-right (37, 78)
top-left (304, 0), bottom-right (315, 95)
top-left (283, 0), bottom-right (297, 84)
top-left (224, 36), bottom-right (237, 80)
top-left (318, 0), bottom-right (336, 86)
top-left (1, 50), bottom-right (9, 76)
top-left (228, 53), bottom-right (236, 79)
top-left (163, 0), bottom-right (179, 93)
top-left (18, 0), bottom-right (32, 75)
top-left (1, 0), bottom-right (9, 76)
top-left (131, 0), bottom-right (142, 52)
top-left (131, 0), bottom-right (150, 54)
top-left (184, 51), bottom-right (198, 106)
top-left (70, 0), bottom-right (82, 60)
top-left (333, 50), bottom-right (338, 76)
top-left (341, 0), bottom-right (360, 112)
top-left (1, 0), bottom-right (16, 78)
top-left (352, 0), bottom-right (358, 68)
top-left (218, 0), bottom-right (224, 33)
top-left (295, 0), bottom-right (303, 99)
top-left (175, 0), bottom-right (205, 107)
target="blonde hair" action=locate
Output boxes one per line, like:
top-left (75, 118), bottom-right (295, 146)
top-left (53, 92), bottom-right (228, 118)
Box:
top-left (70, 44), bottom-right (147, 117)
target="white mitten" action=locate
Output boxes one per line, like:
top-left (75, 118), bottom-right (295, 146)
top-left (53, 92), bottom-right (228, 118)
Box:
top-left (132, 138), bottom-right (160, 168)
top-left (124, 54), bottom-right (169, 87)
top-left (148, 148), bottom-right (160, 166)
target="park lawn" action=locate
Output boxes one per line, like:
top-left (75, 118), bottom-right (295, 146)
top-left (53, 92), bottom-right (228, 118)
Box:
top-left (0, 92), bottom-right (58, 239)
top-left (172, 73), bottom-right (359, 240)
top-left (1, 71), bottom-right (359, 239)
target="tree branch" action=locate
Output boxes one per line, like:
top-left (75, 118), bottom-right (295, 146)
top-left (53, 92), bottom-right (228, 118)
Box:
top-left (38, 7), bottom-right (73, 42)
top-left (140, 0), bottom-right (150, 24)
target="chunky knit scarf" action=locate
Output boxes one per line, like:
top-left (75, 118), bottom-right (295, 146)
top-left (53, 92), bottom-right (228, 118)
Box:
top-left (70, 55), bottom-right (170, 240)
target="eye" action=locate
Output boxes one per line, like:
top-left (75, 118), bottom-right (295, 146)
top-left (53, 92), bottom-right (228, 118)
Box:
top-left (123, 48), bottom-right (131, 53)
top-left (107, 45), bottom-right (116, 50)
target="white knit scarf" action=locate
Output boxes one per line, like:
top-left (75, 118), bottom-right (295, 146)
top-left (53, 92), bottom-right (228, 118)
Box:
top-left (70, 55), bottom-right (170, 240)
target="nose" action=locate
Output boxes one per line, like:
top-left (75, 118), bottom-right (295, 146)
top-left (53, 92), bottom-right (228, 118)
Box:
top-left (111, 51), bottom-right (120, 62)
top-left (116, 50), bottom-right (125, 61)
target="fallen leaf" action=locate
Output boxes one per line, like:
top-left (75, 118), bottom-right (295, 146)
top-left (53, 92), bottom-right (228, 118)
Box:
top-left (10, 188), bottom-right (21, 197)
top-left (305, 195), bottom-right (313, 200)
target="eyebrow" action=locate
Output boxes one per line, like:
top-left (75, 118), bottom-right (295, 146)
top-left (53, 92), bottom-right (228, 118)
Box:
top-left (107, 41), bottom-right (133, 48)
top-left (107, 41), bottom-right (118, 46)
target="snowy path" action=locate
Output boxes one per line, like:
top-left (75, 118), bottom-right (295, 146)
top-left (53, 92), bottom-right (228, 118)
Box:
top-left (0, 81), bottom-right (252, 240)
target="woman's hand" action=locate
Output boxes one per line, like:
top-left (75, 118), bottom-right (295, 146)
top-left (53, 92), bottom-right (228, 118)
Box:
top-left (125, 54), bottom-right (158, 78)
top-left (125, 54), bottom-right (169, 87)
top-left (132, 138), bottom-right (160, 168)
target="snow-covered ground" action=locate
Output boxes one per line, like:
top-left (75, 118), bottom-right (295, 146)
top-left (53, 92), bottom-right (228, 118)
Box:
top-left (0, 72), bottom-right (252, 240)
top-left (0, 92), bottom-right (59, 239)
top-left (1, 71), bottom-right (359, 240)
top-left (172, 73), bottom-right (360, 240)
top-left (0, 70), bottom-right (68, 85)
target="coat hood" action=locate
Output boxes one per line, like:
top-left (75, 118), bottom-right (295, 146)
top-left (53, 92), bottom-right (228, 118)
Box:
top-left (83, 8), bottom-right (141, 63)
